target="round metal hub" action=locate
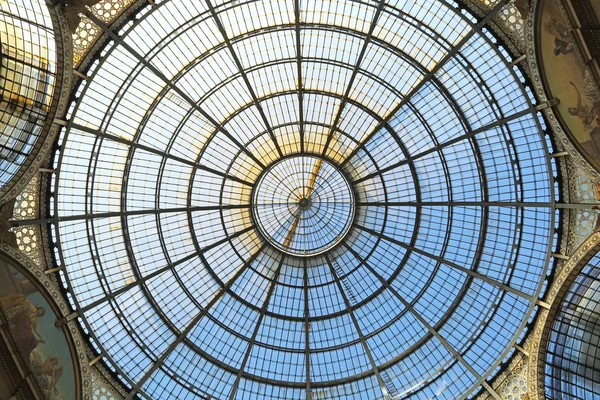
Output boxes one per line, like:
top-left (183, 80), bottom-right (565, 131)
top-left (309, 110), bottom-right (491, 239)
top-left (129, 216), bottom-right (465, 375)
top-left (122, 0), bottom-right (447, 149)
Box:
top-left (298, 197), bottom-right (311, 209)
top-left (251, 155), bottom-right (355, 257)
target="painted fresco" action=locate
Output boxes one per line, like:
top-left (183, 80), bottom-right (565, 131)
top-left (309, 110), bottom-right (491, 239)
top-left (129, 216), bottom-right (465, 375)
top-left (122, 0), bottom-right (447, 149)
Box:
top-left (538, 0), bottom-right (600, 169)
top-left (0, 263), bottom-right (76, 399)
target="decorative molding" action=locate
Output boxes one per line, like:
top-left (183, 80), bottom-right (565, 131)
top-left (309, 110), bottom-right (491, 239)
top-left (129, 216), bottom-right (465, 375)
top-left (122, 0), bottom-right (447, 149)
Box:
top-left (74, 0), bottom-right (148, 71)
top-left (484, 354), bottom-right (529, 400)
top-left (71, 0), bottom-right (139, 66)
top-left (493, 0), bottom-right (526, 52)
top-left (500, 362), bottom-right (528, 400)
top-left (91, 361), bottom-right (127, 399)
top-left (12, 175), bottom-right (44, 265)
top-left (461, 0), bottom-right (526, 54)
top-left (564, 157), bottom-right (600, 252)
top-left (72, 15), bottom-right (102, 66)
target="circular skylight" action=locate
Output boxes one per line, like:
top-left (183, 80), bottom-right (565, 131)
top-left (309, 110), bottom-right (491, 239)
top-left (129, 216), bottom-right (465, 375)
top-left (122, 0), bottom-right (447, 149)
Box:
top-left (252, 156), bottom-right (355, 256)
top-left (52, 0), bottom-right (557, 399)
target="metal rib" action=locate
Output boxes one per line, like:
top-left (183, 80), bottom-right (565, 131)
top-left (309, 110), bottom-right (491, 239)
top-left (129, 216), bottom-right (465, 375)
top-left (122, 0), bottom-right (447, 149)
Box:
top-left (347, 248), bottom-right (503, 400)
top-left (339, 0), bottom-right (514, 168)
top-left (68, 121), bottom-right (255, 187)
top-left (84, 11), bottom-right (267, 170)
top-left (353, 223), bottom-right (537, 302)
top-left (228, 256), bottom-right (285, 399)
top-left (324, 254), bottom-right (391, 400)
top-left (125, 245), bottom-right (264, 398)
top-left (205, 0), bottom-right (284, 158)
top-left (319, 0), bottom-right (386, 158)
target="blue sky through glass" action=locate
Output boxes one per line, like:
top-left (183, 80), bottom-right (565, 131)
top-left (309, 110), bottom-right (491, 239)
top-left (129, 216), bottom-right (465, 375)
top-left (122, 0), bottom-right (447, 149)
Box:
top-left (50, 0), bottom-right (557, 398)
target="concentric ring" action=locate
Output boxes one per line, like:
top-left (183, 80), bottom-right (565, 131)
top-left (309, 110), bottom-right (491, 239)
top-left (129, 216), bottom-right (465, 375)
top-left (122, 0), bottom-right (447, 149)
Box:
top-left (252, 156), bottom-right (355, 256)
top-left (50, 0), bottom-right (558, 399)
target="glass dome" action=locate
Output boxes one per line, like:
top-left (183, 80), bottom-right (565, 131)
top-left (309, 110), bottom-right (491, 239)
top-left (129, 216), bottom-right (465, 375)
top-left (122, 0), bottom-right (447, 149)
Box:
top-left (52, 0), bottom-right (557, 398)
top-left (545, 250), bottom-right (600, 398)
top-left (0, 0), bottom-right (57, 190)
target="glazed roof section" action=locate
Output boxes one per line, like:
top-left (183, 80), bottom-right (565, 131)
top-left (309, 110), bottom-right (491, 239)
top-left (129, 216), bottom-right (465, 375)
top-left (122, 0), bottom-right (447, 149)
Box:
top-left (52, 0), bottom-right (557, 399)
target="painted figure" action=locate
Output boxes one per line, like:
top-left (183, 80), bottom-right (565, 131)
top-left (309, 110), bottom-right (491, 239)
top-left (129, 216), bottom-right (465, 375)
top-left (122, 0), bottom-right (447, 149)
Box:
top-left (568, 71), bottom-right (600, 128)
top-left (0, 265), bottom-right (75, 398)
top-left (545, 16), bottom-right (574, 55)
top-left (0, 293), bottom-right (46, 359)
top-left (31, 351), bottom-right (64, 396)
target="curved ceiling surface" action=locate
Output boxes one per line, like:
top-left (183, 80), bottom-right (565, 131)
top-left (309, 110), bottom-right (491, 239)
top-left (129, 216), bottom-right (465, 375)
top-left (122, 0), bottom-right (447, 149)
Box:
top-left (52, 0), bottom-right (558, 398)
top-left (0, 0), bottom-right (57, 189)
top-left (545, 249), bottom-right (600, 398)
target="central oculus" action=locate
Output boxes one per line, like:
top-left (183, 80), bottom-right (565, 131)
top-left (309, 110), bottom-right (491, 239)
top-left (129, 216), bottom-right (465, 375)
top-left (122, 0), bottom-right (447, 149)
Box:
top-left (251, 155), bottom-right (355, 257)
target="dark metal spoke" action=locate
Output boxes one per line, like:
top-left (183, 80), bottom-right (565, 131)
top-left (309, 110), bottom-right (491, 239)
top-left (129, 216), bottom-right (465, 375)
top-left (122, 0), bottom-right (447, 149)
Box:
top-left (77, 251), bottom-right (200, 315)
top-left (84, 11), bottom-right (267, 170)
top-left (228, 256), bottom-right (285, 400)
top-left (303, 259), bottom-right (311, 399)
top-left (12, 204), bottom-right (250, 226)
top-left (353, 223), bottom-right (536, 302)
top-left (69, 121), bottom-right (255, 187)
top-left (350, 105), bottom-right (539, 185)
top-left (126, 243), bottom-right (265, 398)
top-left (319, 0), bottom-right (386, 158)
top-left (79, 227), bottom-right (257, 318)
top-left (339, 0), bottom-right (513, 168)
top-left (295, 0), bottom-right (305, 154)
top-left (345, 248), bottom-right (503, 400)
top-left (324, 254), bottom-right (391, 400)
top-left (205, 0), bottom-right (284, 158)
top-left (356, 201), bottom-right (593, 209)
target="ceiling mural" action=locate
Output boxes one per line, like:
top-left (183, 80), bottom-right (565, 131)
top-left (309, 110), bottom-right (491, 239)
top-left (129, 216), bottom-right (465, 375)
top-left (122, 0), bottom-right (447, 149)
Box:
top-left (537, 0), bottom-right (600, 170)
top-left (0, 258), bottom-right (78, 399)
